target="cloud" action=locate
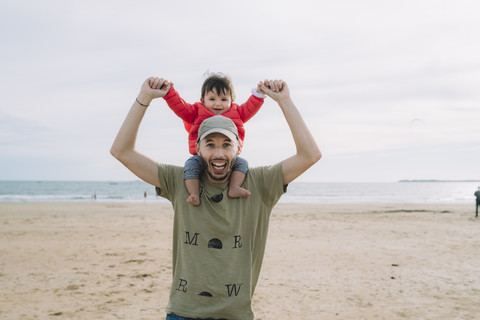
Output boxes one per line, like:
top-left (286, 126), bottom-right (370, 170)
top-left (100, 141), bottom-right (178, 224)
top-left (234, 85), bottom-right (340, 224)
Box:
top-left (0, 111), bottom-right (54, 154)
top-left (0, 0), bottom-right (479, 181)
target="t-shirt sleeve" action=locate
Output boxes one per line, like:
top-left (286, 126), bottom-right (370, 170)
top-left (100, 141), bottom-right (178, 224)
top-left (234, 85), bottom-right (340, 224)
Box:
top-left (248, 162), bottom-right (287, 207)
top-left (155, 163), bottom-right (183, 201)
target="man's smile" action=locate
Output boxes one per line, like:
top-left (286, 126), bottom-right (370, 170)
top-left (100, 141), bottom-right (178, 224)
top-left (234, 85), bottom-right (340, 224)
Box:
top-left (210, 159), bottom-right (228, 173)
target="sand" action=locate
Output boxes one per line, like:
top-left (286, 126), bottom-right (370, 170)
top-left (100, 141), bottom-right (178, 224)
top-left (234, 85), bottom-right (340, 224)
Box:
top-left (1, 202), bottom-right (479, 319)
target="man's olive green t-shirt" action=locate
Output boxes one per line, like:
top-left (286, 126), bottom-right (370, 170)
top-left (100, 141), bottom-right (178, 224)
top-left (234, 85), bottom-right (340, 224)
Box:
top-left (156, 162), bottom-right (286, 320)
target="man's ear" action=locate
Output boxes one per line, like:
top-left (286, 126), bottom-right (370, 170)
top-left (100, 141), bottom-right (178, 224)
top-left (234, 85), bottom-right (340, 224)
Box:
top-left (196, 143), bottom-right (200, 155)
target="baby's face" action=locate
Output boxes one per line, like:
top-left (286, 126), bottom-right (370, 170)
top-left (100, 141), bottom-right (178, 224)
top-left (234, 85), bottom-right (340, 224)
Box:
top-left (201, 89), bottom-right (232, 115)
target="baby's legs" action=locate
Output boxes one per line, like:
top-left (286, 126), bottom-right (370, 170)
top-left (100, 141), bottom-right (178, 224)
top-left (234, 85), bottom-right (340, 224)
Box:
top-left (228, 157), bottom-right (251, 198)
top-left (184, 155), bottom-right (204, 206)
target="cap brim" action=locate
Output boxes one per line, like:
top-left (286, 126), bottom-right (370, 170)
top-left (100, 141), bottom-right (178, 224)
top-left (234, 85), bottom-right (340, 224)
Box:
top-left (198, 128), bottom-right (238, 143)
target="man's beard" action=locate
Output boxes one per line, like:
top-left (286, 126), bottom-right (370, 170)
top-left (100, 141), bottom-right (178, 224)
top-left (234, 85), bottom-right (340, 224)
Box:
top-left (206, 168), bottom-right (231, 181)
top-left (203, 156), bottom-right (236, 182)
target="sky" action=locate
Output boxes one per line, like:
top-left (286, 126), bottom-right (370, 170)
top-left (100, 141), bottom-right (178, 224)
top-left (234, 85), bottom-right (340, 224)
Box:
top-left (0, 0), bottom-right (479, 182)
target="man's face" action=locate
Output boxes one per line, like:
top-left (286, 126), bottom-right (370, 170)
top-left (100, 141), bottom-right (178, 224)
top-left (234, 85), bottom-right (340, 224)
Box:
top-left (196, 132), bottom-right (239, 183)
top-left (200, 89), bottom-right (232, 115)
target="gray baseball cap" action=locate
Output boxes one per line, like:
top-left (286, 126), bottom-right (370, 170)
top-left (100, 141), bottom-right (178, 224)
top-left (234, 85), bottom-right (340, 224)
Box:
top-left (197, 115), bottom-right (239, 143)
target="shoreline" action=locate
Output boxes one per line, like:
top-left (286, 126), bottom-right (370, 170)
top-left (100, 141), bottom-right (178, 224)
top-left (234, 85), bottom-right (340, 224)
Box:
top-left (0, 200), bottom-right (476, 205)
top-left (1, 203), bottom-right (479, 319)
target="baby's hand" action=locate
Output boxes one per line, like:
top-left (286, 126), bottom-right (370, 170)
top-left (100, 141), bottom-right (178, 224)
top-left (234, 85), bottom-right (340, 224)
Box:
top-left (263, 79), bottom-right (284, 92)
top-left (258, 79), bottom-right (290, 102)
top-left (258, 80), bottom-right (283, 93)
top-left (140, 77), bottom-right (172, 99)
top-left (257, 82), bottom-right (266, 94)
top-left (148, 77), bottom-right (172, 96)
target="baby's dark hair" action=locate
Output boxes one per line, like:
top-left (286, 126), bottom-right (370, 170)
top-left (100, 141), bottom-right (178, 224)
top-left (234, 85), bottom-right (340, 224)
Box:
top-left (201, 72), bottom-right (235, 100)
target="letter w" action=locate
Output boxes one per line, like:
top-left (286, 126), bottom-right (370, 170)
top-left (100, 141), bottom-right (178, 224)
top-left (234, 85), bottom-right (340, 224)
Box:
top-left (225, 283), bottom-right (243, 297)
top-left (184, 232), bottom-right (199, 246)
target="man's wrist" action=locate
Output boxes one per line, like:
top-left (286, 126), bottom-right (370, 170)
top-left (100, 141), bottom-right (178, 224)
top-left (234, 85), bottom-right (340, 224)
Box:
top-left (277, 96), bottom-right (294, 108)
top-left (136, 93), bottom-right (153, 107)
top-left (135, 98), bottom-right (149, 107)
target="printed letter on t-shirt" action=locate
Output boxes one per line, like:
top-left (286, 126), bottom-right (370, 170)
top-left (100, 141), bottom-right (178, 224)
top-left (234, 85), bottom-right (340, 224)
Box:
top-left (184, 231), bottom-right (199, 246)
top-left (232, 235), bottom-right (242, 249)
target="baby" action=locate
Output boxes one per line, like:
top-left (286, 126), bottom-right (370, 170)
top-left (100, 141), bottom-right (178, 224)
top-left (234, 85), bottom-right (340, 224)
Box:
top-left (161, 73), bottom-right (266, 205)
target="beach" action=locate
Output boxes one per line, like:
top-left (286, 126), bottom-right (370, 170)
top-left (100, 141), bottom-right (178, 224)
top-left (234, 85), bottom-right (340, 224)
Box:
top-left (1, 202), bottom-right (479, 319)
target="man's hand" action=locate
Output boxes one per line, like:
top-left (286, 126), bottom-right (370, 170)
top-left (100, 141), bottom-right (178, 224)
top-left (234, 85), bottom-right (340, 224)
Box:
top-left (137, 77), bottom-right (172, 106)
top-left (258, 79), bottom-right (290, 102)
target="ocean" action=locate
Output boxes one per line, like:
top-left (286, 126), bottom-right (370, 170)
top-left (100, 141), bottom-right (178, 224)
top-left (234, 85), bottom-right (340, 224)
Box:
top-left (0, 180), bottom-right (478, 204)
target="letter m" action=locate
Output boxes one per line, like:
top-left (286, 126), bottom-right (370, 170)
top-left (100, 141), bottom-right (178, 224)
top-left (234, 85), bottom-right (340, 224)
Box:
top-left (225, 283), bottom-right (243, 297)
top-left (184, 232), bottom-right (199, 246)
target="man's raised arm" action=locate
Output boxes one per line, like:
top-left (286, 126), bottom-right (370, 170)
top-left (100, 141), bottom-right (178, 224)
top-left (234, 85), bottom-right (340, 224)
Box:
top-left (259, 80), bottom-right (322, 185)
top-left (110, 77), bottom-right (171, 187)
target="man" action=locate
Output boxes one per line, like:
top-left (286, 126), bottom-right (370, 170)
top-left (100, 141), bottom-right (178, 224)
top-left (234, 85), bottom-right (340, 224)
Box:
top-left (475, 187), bottom-right (480, 218)
top-left (110, 77), bottom-right (321, 320)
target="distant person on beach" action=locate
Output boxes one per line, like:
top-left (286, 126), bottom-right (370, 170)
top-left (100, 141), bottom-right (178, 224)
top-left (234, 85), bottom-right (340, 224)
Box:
top-left (158, 73), bottom-right (266, 206)
top-left (475, 187), bottom-right (480, 218)
top-left (110, 76), bottom-right (321, 320)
